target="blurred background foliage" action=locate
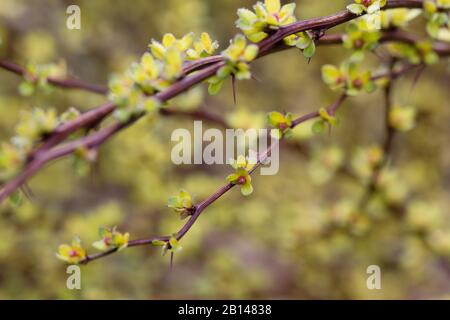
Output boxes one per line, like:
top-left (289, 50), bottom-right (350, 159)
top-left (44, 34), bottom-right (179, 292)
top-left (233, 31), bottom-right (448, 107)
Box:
top-left (0, 0), bottom-right (449, 299)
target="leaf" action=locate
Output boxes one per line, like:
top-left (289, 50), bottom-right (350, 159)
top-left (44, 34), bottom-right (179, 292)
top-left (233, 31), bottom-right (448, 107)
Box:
top-left (267, 111), bottom-right (286, 126)
top-left (9, 190), bottom-right (23, 206)
top-left (227, 173), bottom-right (240, 183)
top-left (247, 32), bottom-right (268, 43)
top-left (237, 8), bottom-right (258, 27)
top-left (200, 32), bottom-right (214, 53)
top-left (92, 239), bottom-right (108, 251)
top-left (18, 81), bottom-right (35, 96)
top-left (149, 41), bottom-right (166, 60)
top-left (367, 2), bottom-right (380, 14)
top-left (162, 33), bottom-right (177, 47)
top-left (347, 4), bottom-right (365, 15)
top-left (321, 65), bottom-right (341, 85)
top-left (244, 45), bottom-right (259, 61)
top-left (241, 181), bottom-right (253, 196)
top-left (152, 240), bottom-right (167, 247)
top-left (179, 33), bottom-right (194, 51)
top-left (303, 41), bottom-right (316, 59)
top-left (312, 120), bottom-right (326, 134)
top-left (265, 0), bottom-right (281, 14)
top-left (217, 66), bottom-right (232, 79)
top-left (279, 3), bottom-right (296, 18)
top-left (208, 80), bottom-right (223, 95)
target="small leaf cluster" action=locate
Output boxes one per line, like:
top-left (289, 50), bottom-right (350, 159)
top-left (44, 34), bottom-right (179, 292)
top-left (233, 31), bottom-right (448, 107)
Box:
top-left (0, 108), bottom-right (59, 182)
top-left (56, 236), bottom-right (86, 264)
top-left (236, 0), bottom-right (316, 58)
top-left (266, 111), bottom-right (293, 139)
top-left (351, 145), bottom-right (384, 180)
top-left (208, 34), bottom-right (259, 95)
top-left (18, 60), bottom-right (67, 97)
top-left (186, 32), bottom-right (219, 60)
top-left (152, 235), bottom-right (182, 256)
top-left (226, 155), bottom-right (256, 196)
top-left (14, 108), bottom-right (59, 145)
top-left (92, 226), bottom-right (130, 252)
top-left (423, 0), bottom-right (450, 41)
top-left (236, 0), bottom-right (297, 43)
top-left (284, 31), bottom-right (316, 59)
top-left (109, 32), bottom-right (218, 121)
top-left (343, 20), bottom-right (381, 61)
top-left (0, 106), bottom-right (80, 185)
top-left (386, 41), bottom-right (439, 65)
top-left (321, 62), bottom-right (376, 96)
top-left (389, 105), bottom-right (417, 132)
top-left (312, 108), bottom-right (339, 135)
top-left (56, 227), bottom-right (130, 264)
top-left (168, 189), bottom-right (195, 220)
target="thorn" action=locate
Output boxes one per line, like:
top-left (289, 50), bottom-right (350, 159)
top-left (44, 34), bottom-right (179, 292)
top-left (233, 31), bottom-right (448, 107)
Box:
top-left (251, 74), bottom-right (262, 83)
top-left (170, 252), bottom-right (174, 271)
top-left (308, 58), bottom-right (312, 64)
top-left (231, 75), bottom-right (237, 105)
top-left (410, 64), bottom-right (425, 93)
top-left (21, 183), bottom-right (35, 202)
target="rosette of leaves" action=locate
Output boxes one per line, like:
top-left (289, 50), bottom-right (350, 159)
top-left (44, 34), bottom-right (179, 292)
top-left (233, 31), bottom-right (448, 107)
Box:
top-left (386, 41), bottom-right (439, 65)
top-left (266, 111), bottom-right (293, 139)
top-left (389, 105), bottom-right (417, 132)
top-left (149, 32), bottom-right (194, 60)
top-left (208, 34), bottom-right (259, 95)
top-left (56, 236), bottom-right (86, 264)
top-left (343, 20), bottom-right (381, 61)
top-left (167, 189), bottom-right (195, 220)
top-left (13, 108), bottom-right (59, 150)
top-left (92, 226), bottom-right (130, 252)
top-left (108, 71), bottom-right (159, 122)
top-left (152, 235), bottom-right (182, 256)
top-left (187, 32), bottom-right (219, 60)
top-left (18, 60), bottom-right (67, 97)
top-left (236, 0), bottom-right (297, 43)
top-left (226, 155), bottom-right (256, 196)
top-left (109, 32), bottom-right (218, 121)
top-left (312, 108), bottom-right (339, 135)
top-left (321, 62), bottom-right (376, 96)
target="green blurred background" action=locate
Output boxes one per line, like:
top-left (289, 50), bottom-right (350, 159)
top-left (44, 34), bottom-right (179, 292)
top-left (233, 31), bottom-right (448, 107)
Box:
top-left (0, 0), bottom-right (449, 299)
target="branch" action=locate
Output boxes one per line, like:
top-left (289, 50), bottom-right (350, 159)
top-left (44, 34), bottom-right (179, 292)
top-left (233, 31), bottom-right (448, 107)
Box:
top-left (79, 61), bottom-right (422, 264)
top-left (1, 31), bottom-right (448, 162)
top-left (0, 59), bottom-right (107, 94)
top-left (358, 59), bottom-right (399, 210)
top-left (81, 94), bottom-right (349, 264)
top-left (2, 0), bottom-right (449, 203)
